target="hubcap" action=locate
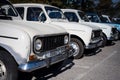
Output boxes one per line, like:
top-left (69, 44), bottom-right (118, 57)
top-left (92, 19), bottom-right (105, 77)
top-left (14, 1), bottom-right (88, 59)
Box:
top-left (0, 60), bottom-right (7, 80)
top-left (70, 42), bottom-right (80, 56)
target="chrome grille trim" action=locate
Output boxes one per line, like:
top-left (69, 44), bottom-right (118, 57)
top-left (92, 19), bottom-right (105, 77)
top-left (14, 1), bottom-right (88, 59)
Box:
top-left (33, 33), bottom-right (69, 54)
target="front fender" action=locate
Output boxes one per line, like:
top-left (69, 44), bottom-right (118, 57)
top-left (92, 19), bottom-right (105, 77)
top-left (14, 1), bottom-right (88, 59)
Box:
top-left (0, 28), bottom-right (31, 65)
top-left (68, 29), bottom-right (92, 47)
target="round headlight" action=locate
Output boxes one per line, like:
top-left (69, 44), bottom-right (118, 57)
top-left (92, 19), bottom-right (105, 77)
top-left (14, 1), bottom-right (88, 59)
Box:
top-left (64, 35), bottom-right (69, 44)
top-left (35, 39), bottom-right (42, 51)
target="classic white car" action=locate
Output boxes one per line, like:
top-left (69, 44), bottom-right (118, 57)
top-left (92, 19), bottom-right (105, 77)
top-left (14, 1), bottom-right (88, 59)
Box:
top-left (62, 9), bottom-right (119, 46)
top-left (0, 0), bottom-right (73, 80)
top-left (14, 3), bottom-right (103, 59)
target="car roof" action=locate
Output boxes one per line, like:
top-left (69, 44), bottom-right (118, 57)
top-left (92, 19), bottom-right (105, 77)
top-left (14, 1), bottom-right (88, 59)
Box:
top-left (13, 3), bottom-right (59, 9)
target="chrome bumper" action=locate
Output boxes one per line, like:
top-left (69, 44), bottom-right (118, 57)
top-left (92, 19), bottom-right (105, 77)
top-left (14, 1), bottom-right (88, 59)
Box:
top-left (18, 46), bottom-right (73, 72)
top-left (85, 39), bottom-right (103, 49)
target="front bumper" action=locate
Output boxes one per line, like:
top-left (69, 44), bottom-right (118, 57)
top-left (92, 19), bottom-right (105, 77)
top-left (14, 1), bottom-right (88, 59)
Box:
top-left (108, 32), bottom-right (119, 41)
top-left (18, 46), bottom-right (73, 72)
top-left (85, 39), bottom-right (103, 49)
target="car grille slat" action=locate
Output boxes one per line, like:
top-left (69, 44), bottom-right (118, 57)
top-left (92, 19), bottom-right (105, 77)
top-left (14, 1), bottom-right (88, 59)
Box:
top-left (112, 28), bottom-right (117, 34)
top-left (93, 30), bottom-right (102, 38)
top-left (40, 34), bottom-right (65, 52)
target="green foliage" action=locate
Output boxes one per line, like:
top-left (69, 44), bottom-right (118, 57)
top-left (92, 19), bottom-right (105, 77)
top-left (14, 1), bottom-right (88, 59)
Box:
top-left (81, 0), bottom-right (96, 12)
top-left (9, 0), bottom-right (120, 17)
top-left (10, 0), bottom-right (50, 3)
top-left (97, 0), bottom-right (112, 11)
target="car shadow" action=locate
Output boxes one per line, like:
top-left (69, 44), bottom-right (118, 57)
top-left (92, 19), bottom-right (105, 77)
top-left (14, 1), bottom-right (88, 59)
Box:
top-left (84, 47), bottom-right (102, 56)
top-left (19, 58), bottom-right (74, 80)
top-left (84, 41), bottom-right (116, 57)
top-left (32, 59), bottom-right (74, 80)
top-left (106, 41), bottom-right (116, 46)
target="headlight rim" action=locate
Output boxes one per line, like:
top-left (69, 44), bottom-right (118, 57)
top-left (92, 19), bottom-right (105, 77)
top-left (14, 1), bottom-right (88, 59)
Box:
top-left (64, 35), bottom-right (69, 44)
top-left (34, 38), bottom-right (42, 53)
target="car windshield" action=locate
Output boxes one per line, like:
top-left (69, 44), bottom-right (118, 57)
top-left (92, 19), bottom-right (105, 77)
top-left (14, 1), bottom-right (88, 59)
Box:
top-left (100, 16), bottom-right (110, 23)
top-left (0, 0), bottom-right (18, 17)
top-left (64, 12), bottom-right (79, 22)
top-left (45, 6), bottom-right (66, 19)
top-left (78, 11), bottom-right (89, 22)
top-left (102, 16), bottom-right (117, 23)
top-left (87, 13), bottom-right (101, 22)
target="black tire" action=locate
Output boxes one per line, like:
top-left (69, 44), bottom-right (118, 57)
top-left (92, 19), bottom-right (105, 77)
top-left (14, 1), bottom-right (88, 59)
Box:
top-left (118, 31), bottom-right (120, 40)
top-left (107, 40), bottom-right (112, 45)
top-left (70, 38), bottom-right (84, 59)
top-left (0, 50), bottom-right (18, 80)
top-left (101, 34), bottom-right (107, 47)
top-left (114, 30), bottom-right (120, 40)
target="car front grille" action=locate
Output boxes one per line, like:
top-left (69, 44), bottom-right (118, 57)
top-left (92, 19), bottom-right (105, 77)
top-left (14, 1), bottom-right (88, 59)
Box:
top-left (112, 28), bottom-right (117, 34)
top-left (93, 30), bottom-right (102, 38)
top-left (34, 34), bottom-right (68, 53)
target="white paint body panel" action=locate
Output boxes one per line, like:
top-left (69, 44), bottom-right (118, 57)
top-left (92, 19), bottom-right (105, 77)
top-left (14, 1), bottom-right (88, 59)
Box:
top-left (0, 19), bottom-right (67, 65)
top-left (62, 9), bottom-right (113, 40)
top-left (14, 3), bottom-right (102, 47)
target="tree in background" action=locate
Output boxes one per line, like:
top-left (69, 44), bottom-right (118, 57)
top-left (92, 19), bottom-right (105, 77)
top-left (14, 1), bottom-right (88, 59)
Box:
top-left (9, 0), bottom-right (120, 18)
top-left (81, 0), bottom-right (96, 12)
top-left (10, 0), bottom-right (50, 4)
top-left (96, 0), bottom-right (113, 15)
top-left (112, 1), bottom-right (120, 17)
top-left (61, 0), bottom-right (96, 11)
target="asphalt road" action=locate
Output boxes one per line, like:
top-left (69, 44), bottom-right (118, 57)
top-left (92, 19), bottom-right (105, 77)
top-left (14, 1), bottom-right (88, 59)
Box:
top-left (20, 40), bottom-right (120, 80)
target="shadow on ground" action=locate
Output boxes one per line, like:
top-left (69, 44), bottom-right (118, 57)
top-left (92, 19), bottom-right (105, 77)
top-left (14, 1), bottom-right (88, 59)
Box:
top-left (106, 41), bottom-right (116, 46)
top-left (84, 47), bottom-right (102, 57)
top-left (84, 41), bottom-right (116, 57)
top-left (19, 58), bottom-right (74, 80)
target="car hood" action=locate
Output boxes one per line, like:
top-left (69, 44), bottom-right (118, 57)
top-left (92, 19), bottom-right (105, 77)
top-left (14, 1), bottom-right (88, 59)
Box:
top-left (105, 23), bottom-right (120, 31)
top-left (0, 20), bottom-right (67, 36)
top-left (50, 21), bottom-right (93, 32)
top-left (88, 22), bottom-right (113, 29)
top-left (80, 22), bottom-right (101, 30)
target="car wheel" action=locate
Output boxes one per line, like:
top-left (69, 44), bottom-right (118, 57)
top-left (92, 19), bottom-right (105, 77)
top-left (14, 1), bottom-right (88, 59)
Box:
top-left (70, 38), bottom-right (84, 59)
top-left (101, 34), bottom-right (107, 47)
top-left (118, 31), bottom-right (120, 40)
top-left (0, 50), bottom-right (18, 80)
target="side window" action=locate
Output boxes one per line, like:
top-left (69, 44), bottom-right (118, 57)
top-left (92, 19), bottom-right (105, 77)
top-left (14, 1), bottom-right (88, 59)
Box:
top-left (15, 7), bottom-right (24, 19)
top-left (64, 12), bottom-right (79, 22)
top-left (27, 7), bottom-right (43, 21)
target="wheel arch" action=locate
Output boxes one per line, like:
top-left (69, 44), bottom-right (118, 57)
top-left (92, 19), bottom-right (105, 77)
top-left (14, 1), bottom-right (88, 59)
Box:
top-left (102, 32), bottom-right (107, 39)
top-left (71, 34), bottom-right (85, 47)
top-left (0, 46), bottom-right (18, 65)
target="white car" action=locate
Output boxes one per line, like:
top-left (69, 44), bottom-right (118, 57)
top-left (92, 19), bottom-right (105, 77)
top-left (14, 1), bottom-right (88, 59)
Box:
top-left (62, 9), bottom-right (119, 46)
top-left (14, 3), bottom-right (103, 59)
top-left (0, 1), bottom-right (72, 80)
